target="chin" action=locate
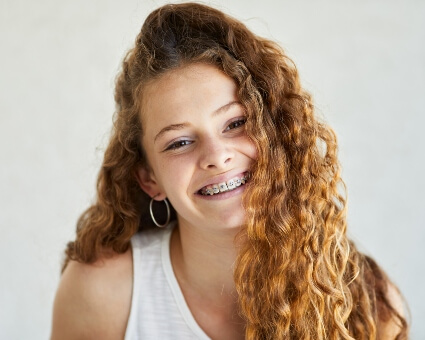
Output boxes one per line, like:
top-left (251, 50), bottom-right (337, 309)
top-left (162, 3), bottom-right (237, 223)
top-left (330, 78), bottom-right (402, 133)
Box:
top-left (216, 211), bottom-right (246, 231)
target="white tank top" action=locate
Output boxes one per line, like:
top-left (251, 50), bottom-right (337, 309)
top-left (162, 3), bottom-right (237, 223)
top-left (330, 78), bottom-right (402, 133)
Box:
top-left (125, 222), bottom-right (211, 340)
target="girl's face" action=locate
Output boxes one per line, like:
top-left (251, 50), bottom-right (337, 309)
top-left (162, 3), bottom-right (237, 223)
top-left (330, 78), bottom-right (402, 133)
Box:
top-left (137, 63), bottom-right (257, 232)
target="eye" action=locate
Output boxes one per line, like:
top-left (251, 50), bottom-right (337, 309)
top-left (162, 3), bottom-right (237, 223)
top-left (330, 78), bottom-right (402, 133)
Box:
top-left (224, 118), bottom-right (246, 131)
top-left (164, 139), bottom-right (192, 151)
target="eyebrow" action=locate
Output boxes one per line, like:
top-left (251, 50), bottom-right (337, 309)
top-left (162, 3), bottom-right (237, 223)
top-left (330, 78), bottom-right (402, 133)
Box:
top-left (153, 101), bottom-right (240, 143)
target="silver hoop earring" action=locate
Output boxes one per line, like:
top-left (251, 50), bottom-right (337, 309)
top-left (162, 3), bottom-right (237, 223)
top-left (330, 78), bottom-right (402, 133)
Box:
top-left (149, 196), bottom-right (171, 228)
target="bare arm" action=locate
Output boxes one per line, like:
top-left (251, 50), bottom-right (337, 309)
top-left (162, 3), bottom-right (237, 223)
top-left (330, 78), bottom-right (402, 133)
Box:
top-left (377, 281), bottom-right (409, 340)
top-left (51, 249), bottom-right (133, 340)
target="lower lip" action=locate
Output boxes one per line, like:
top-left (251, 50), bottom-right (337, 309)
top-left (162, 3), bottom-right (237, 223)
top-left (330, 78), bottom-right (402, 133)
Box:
top-left (194, 182), bottom-right (247, 201)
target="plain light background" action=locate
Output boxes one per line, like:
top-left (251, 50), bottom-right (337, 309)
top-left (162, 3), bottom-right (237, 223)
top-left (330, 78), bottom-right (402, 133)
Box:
top-left (1, 0), bottom-right (424, 338)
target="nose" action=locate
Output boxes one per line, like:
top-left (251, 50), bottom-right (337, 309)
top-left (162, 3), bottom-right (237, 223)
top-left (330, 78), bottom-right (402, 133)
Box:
top-left (198, 137), bottom-right (235, 170)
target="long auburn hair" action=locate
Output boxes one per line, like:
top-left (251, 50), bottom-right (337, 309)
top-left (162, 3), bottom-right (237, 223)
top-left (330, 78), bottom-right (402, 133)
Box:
top-left (64, 3), bottom-right (408, 339)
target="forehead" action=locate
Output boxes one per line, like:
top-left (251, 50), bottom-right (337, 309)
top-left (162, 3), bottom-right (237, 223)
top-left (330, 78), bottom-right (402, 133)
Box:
top-left (140, 63), bottom-right (238, 131)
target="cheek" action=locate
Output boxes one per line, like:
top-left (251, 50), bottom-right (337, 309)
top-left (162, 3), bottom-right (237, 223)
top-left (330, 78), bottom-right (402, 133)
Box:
top-left (242, 137), bottom-right (258, 161)
top-left (161, 168), bottom-right (195, 217)
top-left (156, 157), bottom-right (194, 194)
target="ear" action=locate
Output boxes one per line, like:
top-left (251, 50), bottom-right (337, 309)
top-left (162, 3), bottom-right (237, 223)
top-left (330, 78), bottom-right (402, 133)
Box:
top-left (135, 166), bottom-right (167, 200)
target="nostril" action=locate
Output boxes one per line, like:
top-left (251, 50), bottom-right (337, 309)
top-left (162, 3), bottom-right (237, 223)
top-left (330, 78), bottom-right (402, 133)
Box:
top-left (199, 146), bottom-right (234, 169)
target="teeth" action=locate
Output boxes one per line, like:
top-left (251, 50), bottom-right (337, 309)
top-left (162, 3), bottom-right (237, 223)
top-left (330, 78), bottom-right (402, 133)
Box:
top-left (227, 179), bottom-right (236, 190)
top-left (200, 173), bottom-right (249, 196)
top-left (218, 182), bottom-right (228, 192)
top-left (212, 184), bottom-right (219, 194)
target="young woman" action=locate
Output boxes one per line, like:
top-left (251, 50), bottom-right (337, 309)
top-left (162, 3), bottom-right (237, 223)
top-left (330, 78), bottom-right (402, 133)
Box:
top-left (51, 3), bottom-right (408, 339)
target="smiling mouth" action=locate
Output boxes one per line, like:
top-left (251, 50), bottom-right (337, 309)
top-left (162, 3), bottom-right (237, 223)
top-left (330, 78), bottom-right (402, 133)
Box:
top-left (198, 172), bottom-right (250, 196)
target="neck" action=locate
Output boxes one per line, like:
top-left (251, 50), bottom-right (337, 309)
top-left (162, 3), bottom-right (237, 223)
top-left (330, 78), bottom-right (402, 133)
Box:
top-left (170, 218), bottom-right (242, 304)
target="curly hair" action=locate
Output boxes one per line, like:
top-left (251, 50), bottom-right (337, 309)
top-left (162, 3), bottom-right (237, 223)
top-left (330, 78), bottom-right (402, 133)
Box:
top-left (63, 3), bottom-right (408, 339)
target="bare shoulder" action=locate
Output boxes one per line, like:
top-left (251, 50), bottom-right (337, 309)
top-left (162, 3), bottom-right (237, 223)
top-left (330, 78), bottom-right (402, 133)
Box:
top-left (377, 280), bottom-right (408, 339)
top-left (51, 248), bottom-right (133, 340)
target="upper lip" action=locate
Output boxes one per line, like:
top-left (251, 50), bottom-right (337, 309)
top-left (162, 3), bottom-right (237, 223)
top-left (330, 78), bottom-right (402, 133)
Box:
top-left (195, 171), bottom-right (248, 193)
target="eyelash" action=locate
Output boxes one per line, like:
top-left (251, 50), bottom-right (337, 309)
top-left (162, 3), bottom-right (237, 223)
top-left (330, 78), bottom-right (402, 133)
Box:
top-left (165, 140), bottom-right (192, 151)
top-left (164, 117), bottom-right (247, 151)
top-left (224, 118), bottom-right (247, 131)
